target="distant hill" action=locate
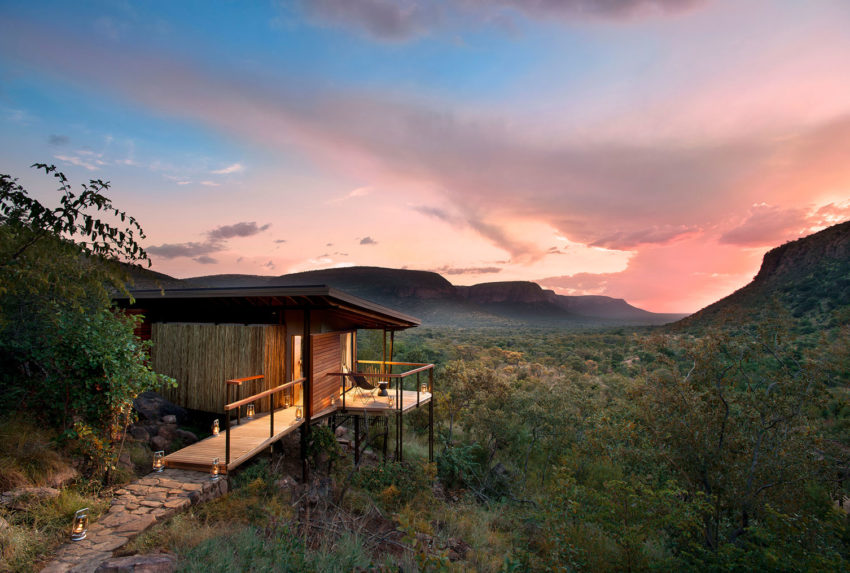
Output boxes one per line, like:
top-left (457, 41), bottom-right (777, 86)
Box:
top-left (133, 266), bottom-right (684, 327)
top-left (675, 221), bottom-right (850, 330)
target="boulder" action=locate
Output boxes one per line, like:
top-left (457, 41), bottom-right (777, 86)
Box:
top-left (445, 537), bottom-right (471, 562)
top-left (275, 475), bottom-right (298, 490)
top-left (133, 392), bottom-right (187, 425)
top-left (149, 435), bottom-right (169, 452)
top-left (157, 424), bottom-right (178, 443)
top-left (161, 415), bottom-right (177, 425)
top-left (118, 452), bottom-right (134, 470)
top-left (175, 429), bottom-right (198, 445)
top-left (46, 465), bottom-right (80, 488)
top-left (94, 553), bottom-right (176, 572)
top-left (129, 426), bottom-right (150, 442)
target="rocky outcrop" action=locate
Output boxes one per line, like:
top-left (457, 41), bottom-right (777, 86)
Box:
top-left (754, 220), bottom-right (850, 283)
top-left (94, 554), bottom-right (176, 573)
top-left (132, 393), bottom-right (187, 425)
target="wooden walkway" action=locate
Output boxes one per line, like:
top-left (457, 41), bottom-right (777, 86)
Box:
top-left (164, 407), bottom-right (303, 474)
top-left (164, 391), bottom-right (432, 474)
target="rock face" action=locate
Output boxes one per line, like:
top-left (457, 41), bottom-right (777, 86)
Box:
top-left (0, 486), bottom-right (60, 510)
top-left (133, 392), bottom-right (187, 425)
top-left (94, 553), bottom-right (176, 573)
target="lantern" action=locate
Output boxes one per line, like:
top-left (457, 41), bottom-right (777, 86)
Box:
top-left (246, 403), bottom-right (255, 420)
top-left (295, 406), bottom-right (303, 421)
top-left (212, 418), bottom-right (220, 437)
top-left (71, 508), bottom-right (88, 541)
top-left (388, 395), bottom-right (395, 409)
top-left (211, 457), bottom-right (221, 481)
top-left (420, 382), bottom-right (428, 394)
top-left (152, 450), bottom-right (165, 473)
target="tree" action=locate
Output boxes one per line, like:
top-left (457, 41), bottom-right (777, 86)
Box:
top-left (0, 164), bottom-right (173, 478)
top-left (636, 320), bottom-right (844, 561)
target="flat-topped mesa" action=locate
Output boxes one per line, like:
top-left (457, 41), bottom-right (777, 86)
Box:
top-left (456, 281), bottom-right (557, 304)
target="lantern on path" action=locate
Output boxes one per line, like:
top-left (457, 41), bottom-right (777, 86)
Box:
top-left (152, 450), bottom-right (165, 473)
top-left (71, 508), bottom-right (88, 541)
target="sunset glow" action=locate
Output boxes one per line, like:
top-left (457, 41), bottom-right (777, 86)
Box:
top-left (2, 1), bottom-right (849, 313)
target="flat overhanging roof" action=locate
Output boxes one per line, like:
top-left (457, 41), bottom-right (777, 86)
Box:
top-left (114, 285), bottom-right (420, 330)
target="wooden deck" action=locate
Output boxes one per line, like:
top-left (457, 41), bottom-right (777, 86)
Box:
top-left (328, 389), bottom-right (431, 416)
top-left (164, 407), bottom-right (304, 474)
top-left (165, 390), bottom-right (432, 474)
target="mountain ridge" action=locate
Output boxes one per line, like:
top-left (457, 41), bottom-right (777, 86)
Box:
top-left (129, 266), bottom-right (684, 327)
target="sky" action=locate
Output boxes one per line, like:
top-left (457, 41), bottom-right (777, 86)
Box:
top-left (1, 0), bottom-right (849, 313)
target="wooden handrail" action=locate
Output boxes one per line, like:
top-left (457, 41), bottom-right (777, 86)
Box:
top-left (357, 360), bottom-right (431, 367)
top-left (330, 364), bottom-right (433, 379)
top-left (226, 375), bottom-right (265, 386)
top-left (224, 378), bottom-right (304, 411)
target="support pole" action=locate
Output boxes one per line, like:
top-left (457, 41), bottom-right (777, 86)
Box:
top-left (429, 368), bottom-right (434, 462)
top-left (301, 309), bottom-right (311, 482)
top-left (354, 415), bottom-right (361, 466)
top-left (225, 410), bottom-right (231, 468)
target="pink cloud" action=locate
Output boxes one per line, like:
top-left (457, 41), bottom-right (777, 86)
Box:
top-left (540, 234), bottom-right (766, 313)
top-left (5, 19), bottom-right (850, 264)
top-left (719, 204), bottom-right (808, 247)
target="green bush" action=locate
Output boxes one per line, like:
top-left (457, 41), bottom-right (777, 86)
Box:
top-left (351, 461), bottom-right (435, 511)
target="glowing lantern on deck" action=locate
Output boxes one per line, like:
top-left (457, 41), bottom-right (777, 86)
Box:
top-left (246, 403), bottom-right (255, 420)
top-left (420, 382), bottom-right (428, 394)
top-left (71, 508), bottom-right (88, 541)
top-left (295, 406), bottom-right (303, 421)
top-left (212, 419), bottom-right (220, 437)
top-left (152, 450), bottom-right (165, 473)
top-left (211, 457), bottom-right (221, 481)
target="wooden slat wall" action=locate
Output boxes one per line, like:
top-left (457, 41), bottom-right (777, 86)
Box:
top-left (150, 324), bottom-right (286, 413)
top-left (310, 332), bottom-right (341, 414)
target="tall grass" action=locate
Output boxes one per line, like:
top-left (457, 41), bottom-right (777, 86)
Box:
top-left (0, 416), bottom-right (69, 490)
top-left (0, 488), bottom-right (108, 572)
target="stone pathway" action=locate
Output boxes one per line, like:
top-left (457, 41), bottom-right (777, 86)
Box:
top-left (41, 469), bottom-right (228, 573)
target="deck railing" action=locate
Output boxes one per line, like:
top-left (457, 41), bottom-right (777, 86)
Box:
top-left (222, 376), bottom-right (305, 467)
top-left (336, 361), bottom-right (434, 412)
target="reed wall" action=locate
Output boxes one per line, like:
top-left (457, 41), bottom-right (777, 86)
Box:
top-left (150, 323), bottom-right (286, 414)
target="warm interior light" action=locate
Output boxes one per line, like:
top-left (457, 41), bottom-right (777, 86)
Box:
top-left (246, 403), bottom-right (255, 420)
top-left (152, 450), bottom-right (165, 472)
top-left (211, 457), bottom-right (220, 481)
top-left (71, 508), bottom-right (88, 541)
top-left (212, 419), bottom-right (220, 437)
